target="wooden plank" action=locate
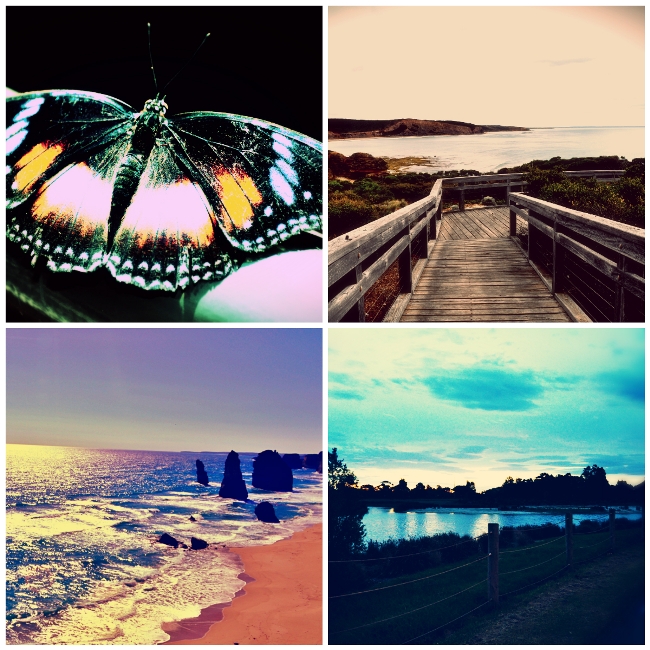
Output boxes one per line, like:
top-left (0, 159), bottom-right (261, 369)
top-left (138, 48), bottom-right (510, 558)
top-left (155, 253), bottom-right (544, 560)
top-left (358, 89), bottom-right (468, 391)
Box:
top-left (401, 237), bottom-right (569, 322)
top-left (383, 293), bottom-right (411, 322)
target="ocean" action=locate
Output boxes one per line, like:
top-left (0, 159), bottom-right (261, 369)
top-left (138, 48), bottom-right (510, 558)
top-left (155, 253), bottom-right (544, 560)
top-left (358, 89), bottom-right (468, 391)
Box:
top-left (6, 444), bottom-right (322, 645)
top-left (363, 506), bottom-right (643, 543)
top-left (327, 126), bottom-right (645, 173)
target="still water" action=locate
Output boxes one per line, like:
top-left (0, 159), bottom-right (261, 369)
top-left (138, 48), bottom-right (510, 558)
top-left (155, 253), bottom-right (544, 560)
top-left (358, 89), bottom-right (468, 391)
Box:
top-left (328, 126), bottom-right (644, 173)
top-left (363, 506), bottom-right (642, 543)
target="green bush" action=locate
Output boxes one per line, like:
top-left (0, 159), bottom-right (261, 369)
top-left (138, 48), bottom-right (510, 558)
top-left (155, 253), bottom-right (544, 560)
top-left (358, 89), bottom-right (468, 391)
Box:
top-left (523, 171), bottom-right (645, 229)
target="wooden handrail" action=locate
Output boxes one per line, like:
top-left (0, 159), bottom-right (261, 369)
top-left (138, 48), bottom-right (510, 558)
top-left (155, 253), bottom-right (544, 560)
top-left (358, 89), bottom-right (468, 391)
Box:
top-left (328, 179), bottom-right (443, 322)
top-left (509, 192), bottom-right (644, 322)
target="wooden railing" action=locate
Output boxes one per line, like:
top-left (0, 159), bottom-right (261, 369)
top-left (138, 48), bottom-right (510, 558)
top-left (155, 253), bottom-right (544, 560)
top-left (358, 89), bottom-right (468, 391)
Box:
top-left (328, 170), bottom-right (638, 322)
top-left (328, 179), bottom-right (443, 322)
top-left (508, 193), bottom-right (645, 322)
top-left (442, 173), bottom-right (525, 210)
top-left (442, 170), bottom-right (625, 210)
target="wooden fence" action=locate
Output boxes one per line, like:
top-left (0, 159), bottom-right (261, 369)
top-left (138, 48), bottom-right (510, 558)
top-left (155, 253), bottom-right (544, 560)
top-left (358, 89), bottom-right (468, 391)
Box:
top-left (508, 193), bottom-right (645, 322)
top-left (328, 178), bottom-right (443, 322)
top-left (328, 170), bottom-right (642, 322)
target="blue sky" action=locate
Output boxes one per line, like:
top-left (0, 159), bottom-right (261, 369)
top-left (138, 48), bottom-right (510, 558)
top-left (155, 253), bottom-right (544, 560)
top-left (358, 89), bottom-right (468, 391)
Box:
top-left (7, 328), bottom-right (322, 453)
top-left (329, 328), bottom-right (644, 492)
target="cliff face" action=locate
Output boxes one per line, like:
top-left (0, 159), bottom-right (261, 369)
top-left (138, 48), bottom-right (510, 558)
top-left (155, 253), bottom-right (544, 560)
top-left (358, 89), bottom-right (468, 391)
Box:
top-left (328, 118), bottom-right (528, 140)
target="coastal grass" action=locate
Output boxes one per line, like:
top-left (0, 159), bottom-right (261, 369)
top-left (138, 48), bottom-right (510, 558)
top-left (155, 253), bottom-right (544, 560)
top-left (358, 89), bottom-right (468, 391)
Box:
top-left (328, 527), bottom-right (643, 645)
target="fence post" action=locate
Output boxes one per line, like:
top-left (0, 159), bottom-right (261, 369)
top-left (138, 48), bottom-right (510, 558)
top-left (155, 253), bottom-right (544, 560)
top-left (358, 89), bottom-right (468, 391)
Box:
top-left (565, 512), bottom-right (573, 570)
top-left (509, 197), bottom-right (516, 237)
top-left (397, 226), bottom-right (413, 295)
top-left (551, 217), bottom-right (560, 295)
top-left (614, 253), bottom-right (627, 322)
top-left (609, 509), bottom-right (616, 552)
top-left (488, 522), bottom-right (499, 604)
top-left (354, 263), bottom-right (365, 322)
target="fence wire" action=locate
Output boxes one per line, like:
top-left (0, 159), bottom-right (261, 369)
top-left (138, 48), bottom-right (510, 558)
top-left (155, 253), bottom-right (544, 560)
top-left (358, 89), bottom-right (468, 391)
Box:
top-left (331, 578), bottom-right (486, 635)
top-left (329, 554), bottom-right (488, 599)
top-left (399, 600), bottom-right (492, 645)
top-left (500, 550), bottom-right (566, 576)
top-left (500, 535), bottom-right (565, 554)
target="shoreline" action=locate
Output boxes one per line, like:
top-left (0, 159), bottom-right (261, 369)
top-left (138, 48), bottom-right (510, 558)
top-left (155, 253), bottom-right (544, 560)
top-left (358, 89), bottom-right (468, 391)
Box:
top-left (163, 523), bottom-right (322, 645)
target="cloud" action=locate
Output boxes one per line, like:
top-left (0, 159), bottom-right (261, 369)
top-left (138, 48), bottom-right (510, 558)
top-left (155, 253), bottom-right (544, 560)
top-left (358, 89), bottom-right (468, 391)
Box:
top-left (330, 389), bottom-right (365, 401)
top-left (594, 368), bottom-right (644, 403)
top-left (421, 366), bottom-right (544, 411)
top-left (539, 58), bottom-right (592, 66)
top-left (447, 445), bottom-right (488, 459)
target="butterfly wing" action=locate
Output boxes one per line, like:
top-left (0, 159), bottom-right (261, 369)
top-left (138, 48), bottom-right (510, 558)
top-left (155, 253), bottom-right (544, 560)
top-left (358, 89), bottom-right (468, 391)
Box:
top-left (6, 90), bottom-right (133, 206)
top-left (6, 91), bottom-right (134, 272)
top-left (107, 141), bottom-right (235, 291)
top-left (166, 112), bottom-right (322, 254)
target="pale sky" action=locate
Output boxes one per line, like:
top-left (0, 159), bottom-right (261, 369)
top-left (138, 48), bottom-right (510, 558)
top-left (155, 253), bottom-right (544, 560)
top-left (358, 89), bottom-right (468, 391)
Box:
top-left (7, 329), bottom-right (322, 454)
top-left (329, 6), bottom-right (645, 127)
top-left (329, 328), bottom-right (645, 492)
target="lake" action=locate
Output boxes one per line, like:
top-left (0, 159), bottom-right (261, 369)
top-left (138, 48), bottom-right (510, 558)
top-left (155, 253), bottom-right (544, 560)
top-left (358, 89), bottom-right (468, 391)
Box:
top-left (363, 506), bottom-right (642, 543)
top-left (328, 126), bottom-right (645, 173)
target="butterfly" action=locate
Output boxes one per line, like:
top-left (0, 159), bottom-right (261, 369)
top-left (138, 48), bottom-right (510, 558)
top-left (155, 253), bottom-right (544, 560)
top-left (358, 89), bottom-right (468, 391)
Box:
top-left (6, 89), bottom-right (322, 292)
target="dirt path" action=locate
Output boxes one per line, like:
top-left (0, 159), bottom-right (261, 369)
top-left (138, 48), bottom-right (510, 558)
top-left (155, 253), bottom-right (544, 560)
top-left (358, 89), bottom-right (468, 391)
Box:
top-left (462, 544), bottom-right (644, 645)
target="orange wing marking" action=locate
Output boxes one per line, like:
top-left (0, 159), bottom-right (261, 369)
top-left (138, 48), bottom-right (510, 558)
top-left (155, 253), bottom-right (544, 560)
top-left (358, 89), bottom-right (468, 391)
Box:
top-left (13, 142), bottom-right (65, 193)
top-left (214, 167), bottom-right (263, 232)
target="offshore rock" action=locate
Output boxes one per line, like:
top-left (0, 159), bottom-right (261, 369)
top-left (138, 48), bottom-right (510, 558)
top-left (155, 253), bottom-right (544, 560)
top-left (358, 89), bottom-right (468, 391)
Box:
top-left (191, 537), bottom-right (209, 550)
top-left (218, 450), bottom-right (248, 501)
top-left (255, 502), bottom-right (280, 523)
top-left (159, 533), bottom-right (180, 548)
top-left (196, 459), bottom-right (209, 486)
top-left (304, 452), bottom-right (323, 472)
top-left (282, 453), bottom-right (303, 470)
top-left (252, 450), bottom-right (293, 492)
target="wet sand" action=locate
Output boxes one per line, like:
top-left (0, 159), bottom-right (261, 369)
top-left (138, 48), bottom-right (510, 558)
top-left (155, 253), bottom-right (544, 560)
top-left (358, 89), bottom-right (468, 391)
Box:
top-left (163, 524), bottom-right (322, 645)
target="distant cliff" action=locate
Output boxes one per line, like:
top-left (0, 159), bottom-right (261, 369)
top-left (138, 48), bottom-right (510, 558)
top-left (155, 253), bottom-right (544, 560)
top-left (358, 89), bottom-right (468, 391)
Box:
top-left (328, 118), bottom-right (528, 140)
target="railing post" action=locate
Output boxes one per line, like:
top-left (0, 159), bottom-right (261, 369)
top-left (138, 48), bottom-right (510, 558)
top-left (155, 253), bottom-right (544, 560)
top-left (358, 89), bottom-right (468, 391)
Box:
top-left (609, 509), bottom-right (616, 552)
top-left (509, 196), bottom-right (516, 237)
top-left (398, 225), bottom-right (413, 295)
top-left (459, 184), bottom-right (465, 211)
top-left (488, 522), bottom-right (499, 605)
top-left (354, 263), bottom-right (365, 322)
top-left (614, 253), bottom-right (627, 321)
top-left (551, 216), bottom-right (561, 295)
top-left (565, 512), bottom-right (573, 570)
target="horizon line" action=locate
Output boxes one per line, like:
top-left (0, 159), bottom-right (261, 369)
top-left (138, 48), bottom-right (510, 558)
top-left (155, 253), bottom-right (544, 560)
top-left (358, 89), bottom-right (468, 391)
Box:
top-left (6, 442), bottom-right (323, 455)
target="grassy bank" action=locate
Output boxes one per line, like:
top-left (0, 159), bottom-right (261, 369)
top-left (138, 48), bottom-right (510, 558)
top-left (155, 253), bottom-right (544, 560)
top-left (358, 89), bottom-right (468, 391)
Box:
top-left (329, 525), bottom-right (643, 645)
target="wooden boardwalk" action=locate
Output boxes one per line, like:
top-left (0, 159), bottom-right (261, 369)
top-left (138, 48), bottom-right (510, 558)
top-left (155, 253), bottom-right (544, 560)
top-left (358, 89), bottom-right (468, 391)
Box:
top-left (401, 207), bottom-right (570, 322)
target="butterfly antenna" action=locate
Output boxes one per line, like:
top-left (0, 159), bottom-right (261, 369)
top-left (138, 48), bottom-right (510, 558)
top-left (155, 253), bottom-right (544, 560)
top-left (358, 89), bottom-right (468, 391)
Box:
top-left (147, 23), bottom-right (159, 96)
top-left (161, 32), bottom-right (210, 94)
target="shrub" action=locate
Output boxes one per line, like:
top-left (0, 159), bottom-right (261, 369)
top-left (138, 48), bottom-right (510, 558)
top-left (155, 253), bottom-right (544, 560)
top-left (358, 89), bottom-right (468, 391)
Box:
top-left (482, 196), bottom-right (496, 206)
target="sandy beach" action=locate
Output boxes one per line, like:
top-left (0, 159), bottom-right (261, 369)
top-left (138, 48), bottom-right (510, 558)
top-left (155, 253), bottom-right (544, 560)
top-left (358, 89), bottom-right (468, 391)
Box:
top-left (164, 523), bottom-right (322, 645)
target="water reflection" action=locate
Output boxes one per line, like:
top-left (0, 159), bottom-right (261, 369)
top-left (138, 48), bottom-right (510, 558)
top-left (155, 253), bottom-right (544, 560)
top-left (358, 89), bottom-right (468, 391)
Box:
top-left (364, 506), bottom-right (642, 543)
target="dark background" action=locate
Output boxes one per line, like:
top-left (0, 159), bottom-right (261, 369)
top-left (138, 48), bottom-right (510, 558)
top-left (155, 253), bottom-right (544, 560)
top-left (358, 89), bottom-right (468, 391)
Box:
top-left (6, 5), bottom-right (322, 140)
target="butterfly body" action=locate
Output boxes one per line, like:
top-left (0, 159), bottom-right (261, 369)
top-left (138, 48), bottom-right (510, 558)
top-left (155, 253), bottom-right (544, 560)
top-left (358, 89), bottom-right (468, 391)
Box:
top-left (6, 90), bottom-right (322, 292)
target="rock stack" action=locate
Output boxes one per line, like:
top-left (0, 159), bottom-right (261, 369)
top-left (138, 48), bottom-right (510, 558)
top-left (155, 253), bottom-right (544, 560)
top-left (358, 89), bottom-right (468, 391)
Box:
top-left (196, 459), bottom-right (209, 486)
top-left (218, 450), bottom-right (248, 501)
top-left (304, 452), bottom-right (323, 472)
top-left (282, 453), bottom-right (303, 469)
top-left (252, 450), bottom-right (293, 492)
